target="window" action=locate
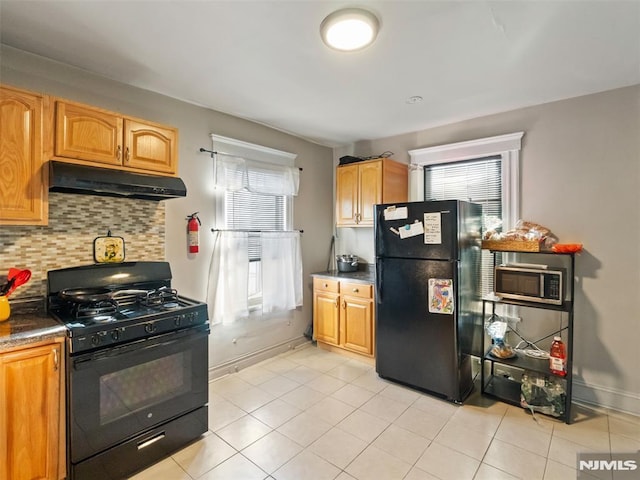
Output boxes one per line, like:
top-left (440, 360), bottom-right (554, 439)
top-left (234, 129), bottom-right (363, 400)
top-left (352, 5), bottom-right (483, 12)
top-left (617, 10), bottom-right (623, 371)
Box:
top-left (424, 156), bottom-right (502, 296)
top-left (408, 132), bottom-right (524, 297)
top-left (224, 188), bottom-right (291, 308)
top-left (210, 133), bottom-right (299, 317)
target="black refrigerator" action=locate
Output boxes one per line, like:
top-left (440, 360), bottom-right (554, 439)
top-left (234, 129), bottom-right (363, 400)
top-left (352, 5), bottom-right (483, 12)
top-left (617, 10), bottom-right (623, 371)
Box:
top-left (374, 200), bottom-right (482, 403)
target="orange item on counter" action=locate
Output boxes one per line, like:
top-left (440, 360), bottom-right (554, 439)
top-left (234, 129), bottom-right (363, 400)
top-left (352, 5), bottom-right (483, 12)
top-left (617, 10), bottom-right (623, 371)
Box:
top-left (0, 296), bottom-right (10, 322)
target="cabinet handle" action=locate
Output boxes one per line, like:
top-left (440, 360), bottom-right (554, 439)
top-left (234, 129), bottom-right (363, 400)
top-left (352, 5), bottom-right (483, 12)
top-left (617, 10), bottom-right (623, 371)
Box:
top-left (342, 300), bottom-right (346, 309)
top-left (125, 146), bottom-right (130, 163)
top-left (53, 348), bottom-right (58, 371)
top-left (352, 288), bottom-right (359, 293)
top-left (324, 283), bottom-right (328, 288)
top-left (116, 145), bottom-right (122, 160)
top-left (335, 298), bottom-right (339, 308)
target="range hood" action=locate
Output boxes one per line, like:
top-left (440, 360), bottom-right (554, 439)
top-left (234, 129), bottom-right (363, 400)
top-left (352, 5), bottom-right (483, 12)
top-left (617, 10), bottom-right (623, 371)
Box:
top-left (49, 161), bottom-right (187, 201)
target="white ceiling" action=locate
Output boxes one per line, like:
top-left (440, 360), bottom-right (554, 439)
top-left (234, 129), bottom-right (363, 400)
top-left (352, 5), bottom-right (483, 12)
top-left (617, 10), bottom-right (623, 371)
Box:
top-left (1, 1), bottom-right (639, 147)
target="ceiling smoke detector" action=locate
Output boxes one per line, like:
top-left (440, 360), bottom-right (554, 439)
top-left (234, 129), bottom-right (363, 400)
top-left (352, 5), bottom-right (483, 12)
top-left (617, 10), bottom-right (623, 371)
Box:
top-left (320, 8), bottom-right (380, 52)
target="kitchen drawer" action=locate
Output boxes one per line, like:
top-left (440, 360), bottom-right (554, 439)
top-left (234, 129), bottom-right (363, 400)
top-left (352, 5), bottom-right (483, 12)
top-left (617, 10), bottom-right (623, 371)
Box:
top-left (313, 278), bottom-right (339, 293)
top-left (341, 282), bottom-right (373, 299)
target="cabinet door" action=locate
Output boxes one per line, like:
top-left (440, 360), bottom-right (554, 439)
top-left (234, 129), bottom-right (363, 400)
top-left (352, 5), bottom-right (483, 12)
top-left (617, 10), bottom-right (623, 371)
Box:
top-left (55, 101), bottom-right (123, 166)
top-left (335, 164), bottom-right (359, 226)
top-left (0, 343), bottom-right (61, 480)
top-left (313, 290), bottom-right (340, 345)
top-left (123, 119), bottom-right (177, 174)
top-left (358, 160), bottom-right (382, 226)
top-left (0, 86), bottom-right (47, 225)
top-left (341, 295), bottom-right (374, 356)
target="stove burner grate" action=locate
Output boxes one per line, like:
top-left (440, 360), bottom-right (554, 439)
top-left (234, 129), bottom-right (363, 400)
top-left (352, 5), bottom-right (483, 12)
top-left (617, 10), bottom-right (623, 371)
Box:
top-left (139, 288), bottom-right (179, 307)
top-left (74, 299), bottom-right (118, 319)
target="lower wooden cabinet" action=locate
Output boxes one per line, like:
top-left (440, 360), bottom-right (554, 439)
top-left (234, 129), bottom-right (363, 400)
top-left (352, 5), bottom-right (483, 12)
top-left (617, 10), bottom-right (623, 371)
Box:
top-left (313, 279), bottom-right (340, 345)
top-left (313, 278), bottom-right (374, 358)
top-left (0, 337), bottom-right (65, 480)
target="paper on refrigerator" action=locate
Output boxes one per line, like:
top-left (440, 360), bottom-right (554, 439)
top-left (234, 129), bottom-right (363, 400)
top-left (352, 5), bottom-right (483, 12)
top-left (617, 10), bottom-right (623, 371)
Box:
top-left (398, 220), bottom-right (424, 239)
top-left (383, 206), bottom-right (408, 220)
top-left (424, 212), bottom-right (442, 244)
top-left (428, 278), bottom-right (455, 314)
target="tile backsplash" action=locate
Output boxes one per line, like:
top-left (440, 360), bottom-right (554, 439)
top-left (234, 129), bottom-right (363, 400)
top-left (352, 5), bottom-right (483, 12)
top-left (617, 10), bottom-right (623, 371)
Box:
top-left (0, 193), bottom-right (165, 299)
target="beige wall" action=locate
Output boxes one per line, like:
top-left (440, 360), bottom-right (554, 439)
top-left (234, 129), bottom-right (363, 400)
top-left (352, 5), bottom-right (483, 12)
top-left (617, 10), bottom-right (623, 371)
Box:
top-left (1, 46), bottom-right (335, 374)
top-left (339, 85), bottom-right (640, 414)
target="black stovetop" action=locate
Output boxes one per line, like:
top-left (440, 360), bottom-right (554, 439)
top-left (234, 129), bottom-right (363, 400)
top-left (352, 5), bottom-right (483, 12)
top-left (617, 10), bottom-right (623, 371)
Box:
top-left (51, 295), bottom-right (203, 329)
top-left (47, 262), bottom-right (209, 354)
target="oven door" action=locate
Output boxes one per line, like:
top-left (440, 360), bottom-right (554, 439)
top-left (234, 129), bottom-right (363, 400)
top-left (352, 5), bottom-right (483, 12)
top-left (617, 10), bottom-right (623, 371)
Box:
top-left (69, 324), bottom-right (209, 463)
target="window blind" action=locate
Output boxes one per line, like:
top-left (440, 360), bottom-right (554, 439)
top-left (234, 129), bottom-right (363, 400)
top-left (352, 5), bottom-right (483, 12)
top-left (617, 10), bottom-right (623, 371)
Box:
top-left (225, 190), bottom-right (287, 261)
top-left (424, 156), bottom-right (502, 295)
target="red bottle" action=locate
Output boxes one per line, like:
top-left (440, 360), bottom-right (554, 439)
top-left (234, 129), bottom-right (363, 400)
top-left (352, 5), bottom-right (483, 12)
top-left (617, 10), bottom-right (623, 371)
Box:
top-left (549, 336), bottom-right (567, 377)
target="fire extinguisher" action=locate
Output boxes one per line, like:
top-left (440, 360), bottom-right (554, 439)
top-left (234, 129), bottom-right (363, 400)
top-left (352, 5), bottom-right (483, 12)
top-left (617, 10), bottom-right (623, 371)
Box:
top-left (187, 212), bottom-right (201, 253)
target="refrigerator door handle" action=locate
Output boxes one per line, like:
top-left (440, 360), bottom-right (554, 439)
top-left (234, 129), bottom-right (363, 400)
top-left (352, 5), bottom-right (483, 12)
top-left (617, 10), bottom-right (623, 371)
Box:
top-left (375, 258), bottom-right (383, 304)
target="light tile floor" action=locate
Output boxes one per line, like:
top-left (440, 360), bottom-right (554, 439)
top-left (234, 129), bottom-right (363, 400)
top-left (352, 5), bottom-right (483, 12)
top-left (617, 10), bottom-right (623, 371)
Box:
top-left (130, 344), bottom-right (640, 480)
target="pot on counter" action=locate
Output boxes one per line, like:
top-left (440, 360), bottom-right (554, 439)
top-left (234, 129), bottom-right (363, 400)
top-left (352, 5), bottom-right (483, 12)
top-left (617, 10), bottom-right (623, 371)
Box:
top-left (336, 254), bottom-right (359, 272)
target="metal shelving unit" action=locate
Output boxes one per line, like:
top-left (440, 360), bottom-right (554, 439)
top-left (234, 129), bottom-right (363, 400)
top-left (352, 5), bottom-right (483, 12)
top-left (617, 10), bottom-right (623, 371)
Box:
top-left (480, 250), bottom-right (575, 424)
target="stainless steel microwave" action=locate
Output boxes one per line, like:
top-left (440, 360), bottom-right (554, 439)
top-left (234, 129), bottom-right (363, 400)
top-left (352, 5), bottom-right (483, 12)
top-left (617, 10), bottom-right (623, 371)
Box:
top-left (494, 264), bottom-right (565, 305)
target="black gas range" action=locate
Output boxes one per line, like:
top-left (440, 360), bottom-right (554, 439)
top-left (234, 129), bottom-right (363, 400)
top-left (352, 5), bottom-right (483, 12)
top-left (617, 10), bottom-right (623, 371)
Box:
top-left (48, 261), bottom-right (209, 351)
top-left (47, 261), bottom-right (210, 480)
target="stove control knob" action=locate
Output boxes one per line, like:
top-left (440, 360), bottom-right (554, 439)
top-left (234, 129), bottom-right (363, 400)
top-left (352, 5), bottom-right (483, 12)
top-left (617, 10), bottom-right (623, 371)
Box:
top-left (144, 323), bottom-right (156, 334)
top-left (91, 334), bottom-right (101, 346)
top-left (111, 330), bottom-right (120, 341)
top-left (174, 316), bottom-right (182, 327)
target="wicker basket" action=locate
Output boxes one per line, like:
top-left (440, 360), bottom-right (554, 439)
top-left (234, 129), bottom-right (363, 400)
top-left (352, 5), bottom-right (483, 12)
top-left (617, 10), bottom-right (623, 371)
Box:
top-left (481, 240), bottom-right (542, 252)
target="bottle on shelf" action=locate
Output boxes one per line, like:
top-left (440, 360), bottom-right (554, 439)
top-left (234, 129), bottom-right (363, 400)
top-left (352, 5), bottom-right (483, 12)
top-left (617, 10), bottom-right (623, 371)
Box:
top-left (549, 336), bottom-right (567, 377)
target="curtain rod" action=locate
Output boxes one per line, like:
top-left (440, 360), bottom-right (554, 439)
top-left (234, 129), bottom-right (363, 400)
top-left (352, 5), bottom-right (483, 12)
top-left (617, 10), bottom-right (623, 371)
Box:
top-left (199, 148), bottom-right (303, 171)
top-left (211, 228), bottom-right (303, 234)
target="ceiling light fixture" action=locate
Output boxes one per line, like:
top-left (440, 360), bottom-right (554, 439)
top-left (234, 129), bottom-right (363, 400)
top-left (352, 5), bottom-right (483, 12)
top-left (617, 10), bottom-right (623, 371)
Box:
top-left (320, 8), bottom-right (380, 52)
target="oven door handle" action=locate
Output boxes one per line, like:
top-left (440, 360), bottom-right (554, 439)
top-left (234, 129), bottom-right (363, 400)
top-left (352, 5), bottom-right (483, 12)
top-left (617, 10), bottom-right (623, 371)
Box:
top-left (137, 432), bottom-right (166, 450)
top-left (73, 324), bottom-right (209, 367)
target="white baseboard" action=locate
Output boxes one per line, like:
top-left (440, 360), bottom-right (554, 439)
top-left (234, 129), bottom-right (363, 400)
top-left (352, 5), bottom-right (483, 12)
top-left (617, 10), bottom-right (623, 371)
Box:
top-left (573, 379), bottom-right (640, 417)
top-left (208, 336), bottom-right (310, 381)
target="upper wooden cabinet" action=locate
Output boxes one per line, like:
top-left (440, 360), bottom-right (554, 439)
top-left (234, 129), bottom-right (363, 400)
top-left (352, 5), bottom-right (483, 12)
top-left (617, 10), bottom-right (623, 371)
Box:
top-left (336, 158), bottom-right (408, 227)
top-left (123, 118), bottom-right (177, 174)
top-left (54, 101), bottom-right (122, 167)
top-left (0, 85), bottom-right (48, 226)
top-left (53, 100), bottom-right (178, 175)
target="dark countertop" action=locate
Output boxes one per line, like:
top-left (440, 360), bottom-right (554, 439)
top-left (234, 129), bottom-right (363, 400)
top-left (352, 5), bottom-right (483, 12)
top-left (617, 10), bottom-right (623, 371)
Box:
top-left (311, 269), bottom-right (375, 284)
top-left (0, 298), bottom-right (66, 351)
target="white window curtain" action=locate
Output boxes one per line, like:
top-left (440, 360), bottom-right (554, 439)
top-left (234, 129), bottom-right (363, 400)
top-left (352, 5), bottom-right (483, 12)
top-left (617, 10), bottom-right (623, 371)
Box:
top-left (207, 231), bottom-right (250, 325)
top-left (207, 149), bottom-right (302, 325)
top-left (214, 154), bottom-right (300, 196)
top-left (261, 231), bottom-right (303, 314)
